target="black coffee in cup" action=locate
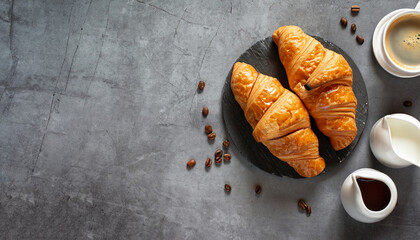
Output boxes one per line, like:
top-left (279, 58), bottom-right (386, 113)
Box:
top-left (385, 14), bottom-right (420, 70)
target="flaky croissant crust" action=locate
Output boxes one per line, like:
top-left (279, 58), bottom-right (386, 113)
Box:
top-left (231, 62), bottom-right (325, 177)
top-left (273, 26), bottom-right (357, 150)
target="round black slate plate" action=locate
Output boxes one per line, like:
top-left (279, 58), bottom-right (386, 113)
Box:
top-left (222, 36), bottom-right (368, 178)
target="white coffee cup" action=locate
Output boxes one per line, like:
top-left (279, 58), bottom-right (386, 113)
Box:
top-left (373, 1), bottom-right (420, 78)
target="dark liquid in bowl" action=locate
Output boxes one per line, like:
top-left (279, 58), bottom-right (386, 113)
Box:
top-left (357, 178), bottom-right (391, 211)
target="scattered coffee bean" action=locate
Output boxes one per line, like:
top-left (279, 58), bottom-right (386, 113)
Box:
top-left (403, 100), bottom-right (412, 107)
top-left (356, 35), bottom-right (364, 44)
top-left (298, 199), bottom-right (307, 210)
top-left (224, 184), bottom-right (232, 192)
top-left (306, 206), bottom-right (312, 216)
top-left (205, 157), bottom-right (212, 168)
top-left (351, 5), bottom-right (360, 13)
top-left (202, 106), bottom-right (209, 116)
top-left (351, 23), bottom-right (357, 32)
top-left (215, 149), bottom-right (223, 159)
top-left (187, 159), bottom-right (196, 168)
top-left (205, 124), bottom-right (213, 134)
top-left (197, 81), bottom-right (205, 91)
top-left (255, 184), bottom-right (262, 195)
top-left (207, 132), bottom-right (216, 140)
top-left (215, 149), bottom-right (222, 164)
top-left (223, 139), bottom-right (230, 148)
top-left (340, 17), bottom-right (348, 27)
top-left (298, 199), bottom-right (311, 216)
top-left (223, 153), bottom-right (231, 161)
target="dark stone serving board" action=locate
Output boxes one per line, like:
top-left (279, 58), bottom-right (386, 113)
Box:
top-left (221, 36), bottom-right (369, 178)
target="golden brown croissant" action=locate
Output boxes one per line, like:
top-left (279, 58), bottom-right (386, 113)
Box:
top-left (272, 26), bottom-right (357, 150)
top-left (231, 62), bottom-right (325, 177)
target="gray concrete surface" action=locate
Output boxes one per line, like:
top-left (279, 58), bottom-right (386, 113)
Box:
top-left (1, 0), bottom-right (420, 239)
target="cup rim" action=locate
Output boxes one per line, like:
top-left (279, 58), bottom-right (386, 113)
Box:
top-left (382, 9), bottom-right (420, 74)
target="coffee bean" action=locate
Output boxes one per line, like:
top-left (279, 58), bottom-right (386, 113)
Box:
top-left (215, 149), bottom-right (222, 163)
top-left (255, 185), bottom-right (262, 195)
top-left (224, 184), bottom-right (232, 192)
top-left (223, 139), bottom-right (230, 148)
top-left (187, 159), bottom-right (196, 168)
top-left (215, 149), bottom-right (223, 159)
top-left (351, 5), bottom-right (360, 13)
top-left (306, 206), bottom-right (312, 216)
top-left (205, 124), bottom-right (213, 134)
top-left (404, 100), bottom-right (412, 107)
top-left (197, 81), bottom-right (205, 91)
top-left (298, 199), bottom-right (311, 216)
top-left (207, 132), bottom-right (216, 140)
top-left (202, 106), bottom-right (209, 116)
top-left (223, 153), bottom-right (231, 161)
top-left (351, 23), bottom-right (357, 32)
top-left (205, 157), bottom-right (212, 168)
top-left (356, 35), bottom-right (364, 44)
top-left (298, 199), bottom-right (307, 210)
top-left (340, 17), bottom-right (348, 27)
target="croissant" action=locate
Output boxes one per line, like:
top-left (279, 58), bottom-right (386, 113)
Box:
top-left (272, 26), bottom-right (357, 150)
top-left (231, 62), bottom-right (325, 177)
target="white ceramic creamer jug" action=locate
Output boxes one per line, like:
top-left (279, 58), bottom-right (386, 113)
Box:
top-left (370, 113), bottom-right (420, 168)
top-left (341, 168), bottom-right (398, 223)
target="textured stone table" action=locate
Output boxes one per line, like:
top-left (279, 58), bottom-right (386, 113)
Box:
top-left (1, 0), bottom-right (420, 239)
